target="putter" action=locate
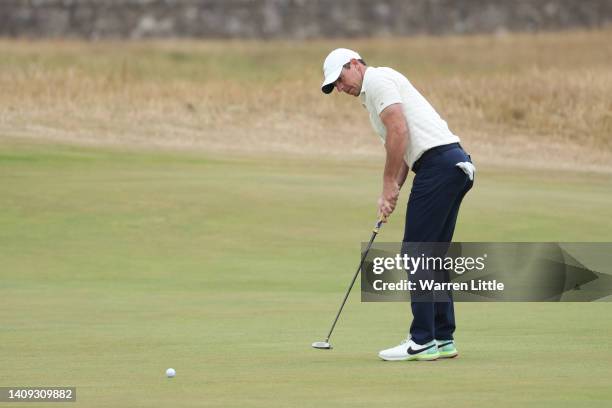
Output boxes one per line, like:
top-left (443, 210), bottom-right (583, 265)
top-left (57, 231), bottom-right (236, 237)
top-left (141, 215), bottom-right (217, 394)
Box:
top-left (312, 215), bottom-right (386, 350)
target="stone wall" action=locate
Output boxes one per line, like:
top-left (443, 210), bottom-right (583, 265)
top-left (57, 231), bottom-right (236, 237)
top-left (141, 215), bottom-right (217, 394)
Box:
top-left (1, 0), bottom-right (611, 39)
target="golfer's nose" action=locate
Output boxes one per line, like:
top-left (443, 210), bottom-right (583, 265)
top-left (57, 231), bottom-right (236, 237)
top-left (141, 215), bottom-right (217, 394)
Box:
top-left (335, 82), bottom-right (343, 93)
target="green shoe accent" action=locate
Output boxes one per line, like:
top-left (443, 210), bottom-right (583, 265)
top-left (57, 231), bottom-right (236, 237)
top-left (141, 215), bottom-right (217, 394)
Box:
top-left (436, 340), bottom-right (458, 359)
top-left (415, 349), bottom-right (440, 361)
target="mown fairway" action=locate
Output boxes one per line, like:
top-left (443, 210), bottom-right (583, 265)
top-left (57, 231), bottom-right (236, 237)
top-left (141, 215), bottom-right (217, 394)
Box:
top-left (1, 141), bottom-right (611, 407)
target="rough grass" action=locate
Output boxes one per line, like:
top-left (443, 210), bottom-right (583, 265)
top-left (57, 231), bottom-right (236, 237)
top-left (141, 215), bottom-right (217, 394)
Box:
top-left (1, 29), bottom-right (611, 170)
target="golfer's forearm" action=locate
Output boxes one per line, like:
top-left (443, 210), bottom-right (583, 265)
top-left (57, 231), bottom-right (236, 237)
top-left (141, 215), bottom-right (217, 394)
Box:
top-left (396, 161), bottom-right (409, 188)
top-left (383, 130), bottom-right (408, 187)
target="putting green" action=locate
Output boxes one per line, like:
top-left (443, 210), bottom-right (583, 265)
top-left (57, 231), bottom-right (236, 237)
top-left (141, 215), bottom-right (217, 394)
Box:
top-left (1, 142), bottom-right (611, 407)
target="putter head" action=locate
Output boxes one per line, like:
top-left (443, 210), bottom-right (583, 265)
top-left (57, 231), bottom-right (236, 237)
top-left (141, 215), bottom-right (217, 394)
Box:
top-left (312, 341), bottom-right (332, 350)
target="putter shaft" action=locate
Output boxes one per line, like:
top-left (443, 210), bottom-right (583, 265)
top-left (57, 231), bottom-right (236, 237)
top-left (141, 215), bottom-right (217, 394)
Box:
top-left (323, 218), bottom-right (384, 343)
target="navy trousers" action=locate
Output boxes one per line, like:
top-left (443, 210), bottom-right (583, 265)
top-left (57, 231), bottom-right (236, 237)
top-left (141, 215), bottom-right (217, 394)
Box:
top-left (403, 143), bottom-right (473, 344)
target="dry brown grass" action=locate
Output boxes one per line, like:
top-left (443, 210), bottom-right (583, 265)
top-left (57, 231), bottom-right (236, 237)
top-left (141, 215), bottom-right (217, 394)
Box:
top-left (1, 29), bottom-right (611, 170)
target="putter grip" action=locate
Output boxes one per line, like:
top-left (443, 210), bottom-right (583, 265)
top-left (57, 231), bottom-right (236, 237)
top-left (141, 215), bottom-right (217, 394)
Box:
top-left (373, 215), bottom-right (387, 233)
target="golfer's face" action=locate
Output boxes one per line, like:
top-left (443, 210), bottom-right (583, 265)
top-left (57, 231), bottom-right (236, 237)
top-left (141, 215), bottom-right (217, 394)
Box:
top-left (335, 64), bottom-right (361, 96)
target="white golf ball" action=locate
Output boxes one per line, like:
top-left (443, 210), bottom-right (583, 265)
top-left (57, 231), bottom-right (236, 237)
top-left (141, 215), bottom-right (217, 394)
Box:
top-left (166, 368), bottom-right (176, 378)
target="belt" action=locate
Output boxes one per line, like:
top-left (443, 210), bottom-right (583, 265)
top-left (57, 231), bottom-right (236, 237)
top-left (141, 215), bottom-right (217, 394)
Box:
top-left (412, 143), bottom-right (463, 173)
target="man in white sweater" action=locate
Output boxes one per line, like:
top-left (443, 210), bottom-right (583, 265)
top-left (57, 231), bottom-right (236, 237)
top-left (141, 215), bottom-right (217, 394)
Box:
top-left (321, 48), bottom-right (475, 361)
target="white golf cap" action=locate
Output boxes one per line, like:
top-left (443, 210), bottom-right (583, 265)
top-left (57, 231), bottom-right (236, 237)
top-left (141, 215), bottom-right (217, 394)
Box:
top-left (321, 48), bottom-right (362, 94)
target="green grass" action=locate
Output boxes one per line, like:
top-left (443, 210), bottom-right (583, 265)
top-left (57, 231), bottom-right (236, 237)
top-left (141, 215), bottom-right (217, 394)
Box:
top-left (1, 142), bottom-right (612, 407)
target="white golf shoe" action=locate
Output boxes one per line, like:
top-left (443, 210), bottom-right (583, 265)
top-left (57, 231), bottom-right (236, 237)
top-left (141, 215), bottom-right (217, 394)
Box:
top-left (378, 339), bottom-right (440, 361)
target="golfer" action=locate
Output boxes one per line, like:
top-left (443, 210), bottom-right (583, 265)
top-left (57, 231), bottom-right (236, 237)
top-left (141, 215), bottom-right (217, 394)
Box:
top-left (321, 48), bottom-right (475, 361)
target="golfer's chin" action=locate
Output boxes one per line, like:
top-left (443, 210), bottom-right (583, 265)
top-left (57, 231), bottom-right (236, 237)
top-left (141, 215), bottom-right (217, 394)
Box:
top-left (340, 87), bottom-right (360, 97)
top-left (348, 88), bottom-right (360, 97)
